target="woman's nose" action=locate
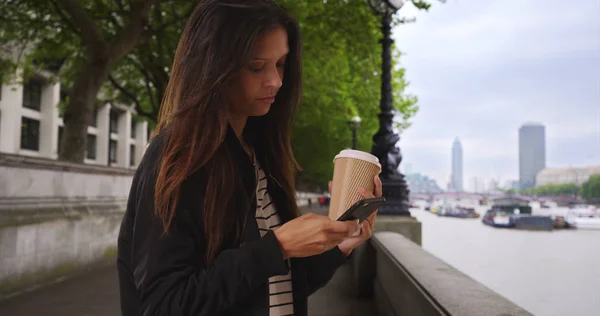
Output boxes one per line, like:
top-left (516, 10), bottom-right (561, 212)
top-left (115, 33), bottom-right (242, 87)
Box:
top-left (265, 67), bottom-right (283, 89)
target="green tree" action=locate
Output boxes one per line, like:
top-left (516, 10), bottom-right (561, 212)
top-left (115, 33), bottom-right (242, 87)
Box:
top-left (109, 0), bottom-right (433, 186)
top-left (523, 183), bottom-right (580, 196)
top-left (281, 0), bottom-right (430, 186)
top-left (2, 0), bottom-right (439, 185)
top-left (581, 174), bottom-right (600, 200)
top-left (105, 2), bottom-right (195, 122)
top-left (0, 0), bottom-right (167, 163)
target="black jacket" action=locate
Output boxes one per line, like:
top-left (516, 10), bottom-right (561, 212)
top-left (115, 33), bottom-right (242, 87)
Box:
top-left (117, 126), bottom-right (348, 316)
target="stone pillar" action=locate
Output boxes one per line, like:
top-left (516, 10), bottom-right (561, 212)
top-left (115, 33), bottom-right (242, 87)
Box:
top-left (117, 110), bottom-right (131, 168)
top-left (39, 81), bottom-right (60, 158)
top-left (374, 216), bottom-right (422, 246)
top-left (96, 103), bottom-right (111, 165)
top-left (134, 120), bottom-right (148, 166)
top-left (0, 78), bottom-right (23, 154)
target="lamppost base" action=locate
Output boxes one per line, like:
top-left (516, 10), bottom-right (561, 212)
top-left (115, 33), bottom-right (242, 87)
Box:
top-left (378, 177), bottom-right (412, 216)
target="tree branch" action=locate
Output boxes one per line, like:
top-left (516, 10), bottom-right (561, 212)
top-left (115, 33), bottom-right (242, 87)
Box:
top-left (93, 1), bottom-right (123, 30)
top-left (111, 0), bottom-right (158, 60)
top-left (54, 0), bottom-right (107, 54)
top-left (149, 3), bottom-right (194, 34)
top-left (108, 74), bottom-right (153, 120)
top-left (48, 0), bottom-right (81, 36)
top-left (141, 68), bottom-right (158, 113)
top-left (114, 0), bottom-right (127, 14)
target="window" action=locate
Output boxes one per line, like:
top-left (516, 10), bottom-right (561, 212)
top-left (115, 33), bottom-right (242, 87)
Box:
top-left (23, 79), bottom-right (42, 111)
top-left (130, 144), bottom-right (136, 167)
top-left (57, 126), bottom-right (63, 153)
top-left (21, 117), bottom-right (40, 151)
top-left (131, 119), bottom-right (137, 139)
top-left (109, 140), bottom-right (117, 164)
top-left (109, 111), bottom-right (119, 134)
top-left (86, 134), bottom-right (97, 160)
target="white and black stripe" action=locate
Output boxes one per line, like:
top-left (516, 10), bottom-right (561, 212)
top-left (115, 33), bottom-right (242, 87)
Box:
top-left (255, 161), bottom-right (294, 316)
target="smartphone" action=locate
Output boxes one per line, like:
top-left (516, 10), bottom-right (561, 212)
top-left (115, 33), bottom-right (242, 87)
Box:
top-left (337, 197), bottom-right (386, 222)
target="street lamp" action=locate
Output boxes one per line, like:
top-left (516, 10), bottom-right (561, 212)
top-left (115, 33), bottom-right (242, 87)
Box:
top-left (368, 0), bottom-right (412, 216)
top-left (348, 115), bottom-right (362, 149)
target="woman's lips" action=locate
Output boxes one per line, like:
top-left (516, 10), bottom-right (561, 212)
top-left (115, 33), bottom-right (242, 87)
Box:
top-left (257, 96), bottom-right (275, 104)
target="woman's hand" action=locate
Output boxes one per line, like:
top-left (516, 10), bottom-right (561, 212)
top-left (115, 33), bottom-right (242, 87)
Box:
top-left (337, 175), bottom-right (383, 256)
top-left (274, 213), bottom-right (359, 259)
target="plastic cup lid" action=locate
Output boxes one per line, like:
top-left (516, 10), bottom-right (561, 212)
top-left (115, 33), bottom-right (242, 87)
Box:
top-left (334, 149), bottom-right (381, 169)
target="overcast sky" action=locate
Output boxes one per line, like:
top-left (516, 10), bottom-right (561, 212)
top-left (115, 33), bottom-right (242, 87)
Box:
top-left (392, 0), bottom-right (600, 190)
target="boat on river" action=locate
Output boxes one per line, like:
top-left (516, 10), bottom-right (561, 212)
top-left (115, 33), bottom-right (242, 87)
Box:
top-left (438, 206), bottom-right (480, 218)
top-left (482, 196), bottom-right (553, 230)
top-left (482, 209), bottom-right (514, 228)
top-left (565, 206), bottom-right (600, 230)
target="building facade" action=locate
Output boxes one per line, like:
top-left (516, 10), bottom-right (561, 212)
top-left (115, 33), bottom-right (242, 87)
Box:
top-left (536, 165), bottom-right (600, 186)
top-left (0, 71), bottom-right (148, 168)
top-left (406, 173), bottom-right (443, 194)
top-left (519, 123), bottom-right (546, 189)
top-left (452, 138), bottom-right (463, 192)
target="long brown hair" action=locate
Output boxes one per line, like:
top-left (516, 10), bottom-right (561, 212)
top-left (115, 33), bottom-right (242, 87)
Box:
top-left (153, 0), bottom-right (302, 263)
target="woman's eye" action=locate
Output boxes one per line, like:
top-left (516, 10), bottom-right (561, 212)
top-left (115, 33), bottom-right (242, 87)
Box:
top-left (276, 63), bottom-right (285, 69)
top-left (248, 66), bottom-right (264, 73)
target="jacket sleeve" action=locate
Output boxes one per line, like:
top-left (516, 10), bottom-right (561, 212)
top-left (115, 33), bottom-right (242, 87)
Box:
top-left (304, 246), bottom-right (349, 296)
top-left (130, 151), bottom-right (289, 315)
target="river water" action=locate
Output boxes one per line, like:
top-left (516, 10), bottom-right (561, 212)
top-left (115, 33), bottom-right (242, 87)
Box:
top-left (411, 206), bottom-right (600, 316)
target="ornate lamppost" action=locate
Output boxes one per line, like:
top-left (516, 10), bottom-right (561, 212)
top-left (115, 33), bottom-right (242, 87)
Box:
top-left (368, 0), bottom-right (411, 216)
top-left (348, 115), bottom-right (362, 150)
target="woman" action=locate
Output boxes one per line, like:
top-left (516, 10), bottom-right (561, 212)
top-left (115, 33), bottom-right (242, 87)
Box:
top-left (116, 1), bottom-right (382, 315)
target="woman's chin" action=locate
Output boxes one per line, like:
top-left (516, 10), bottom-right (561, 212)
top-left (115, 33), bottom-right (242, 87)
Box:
top-left (249, 106), bottom-right (272, 117)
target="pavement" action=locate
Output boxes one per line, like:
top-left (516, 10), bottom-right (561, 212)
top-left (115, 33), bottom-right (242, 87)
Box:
top-left (0, 265), bottom-right (121, 316)
top-left (0, 206), bottom-right (376, 315)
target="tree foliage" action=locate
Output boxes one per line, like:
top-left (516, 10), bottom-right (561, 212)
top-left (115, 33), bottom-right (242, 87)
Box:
top-left (280, 0), bottom-right (425, 187)
top-left (1, 0), bottom-right (165, 162)
top-left (581, 174), bottom-right (600, 200)
top-left (1, 0), bottom-right (440, 185)
top-left (522, 183), bottom-right (580, 197)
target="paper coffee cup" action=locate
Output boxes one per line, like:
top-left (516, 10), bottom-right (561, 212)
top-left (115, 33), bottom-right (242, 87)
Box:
top-left (328, 149), bottom-right (382, 220)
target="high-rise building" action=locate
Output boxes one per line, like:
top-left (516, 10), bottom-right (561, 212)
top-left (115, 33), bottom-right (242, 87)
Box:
top-left (452, 138), bottom-right (463, 192)
top-left (519, 123), bottom-right (546, 189)
top-left (488, 178), bottom-right (499, 192)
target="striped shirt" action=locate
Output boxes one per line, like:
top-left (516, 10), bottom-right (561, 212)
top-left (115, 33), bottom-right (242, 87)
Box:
top-left (255, 161), bottom-right (294, 316)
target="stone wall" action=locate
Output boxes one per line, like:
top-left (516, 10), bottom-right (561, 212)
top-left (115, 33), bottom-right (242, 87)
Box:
top-left (0, 153), bottom-right (133, 297)
top-left (352, 232), bottom-right (533, 316)
top-left (0, 153), bottom-right (322, 297)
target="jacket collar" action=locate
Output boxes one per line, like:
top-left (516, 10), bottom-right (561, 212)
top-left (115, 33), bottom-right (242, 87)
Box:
top-left (224, 121), bottom-right (293, 218)
top-left (224, 121), bottom-right (270, 174)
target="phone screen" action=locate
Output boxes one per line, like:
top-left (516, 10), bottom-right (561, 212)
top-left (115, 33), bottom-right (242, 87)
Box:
top-left (337, 197), bottom-right (385, 222)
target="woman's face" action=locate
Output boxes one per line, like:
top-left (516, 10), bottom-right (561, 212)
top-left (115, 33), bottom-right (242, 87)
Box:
top-left (229, 26), bottom-right (289, 118)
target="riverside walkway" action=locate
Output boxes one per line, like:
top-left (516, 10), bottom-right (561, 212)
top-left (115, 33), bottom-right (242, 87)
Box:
top-left (0, 205), bottom-right (376, 316)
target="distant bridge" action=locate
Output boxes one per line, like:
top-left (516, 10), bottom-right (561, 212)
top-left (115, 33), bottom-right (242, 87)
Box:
top-left (409, 192), bottom-right (584, 205)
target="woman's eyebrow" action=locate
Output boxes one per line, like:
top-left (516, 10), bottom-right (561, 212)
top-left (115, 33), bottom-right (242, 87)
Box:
top-left (252, 52), bottom-right (289, 61)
